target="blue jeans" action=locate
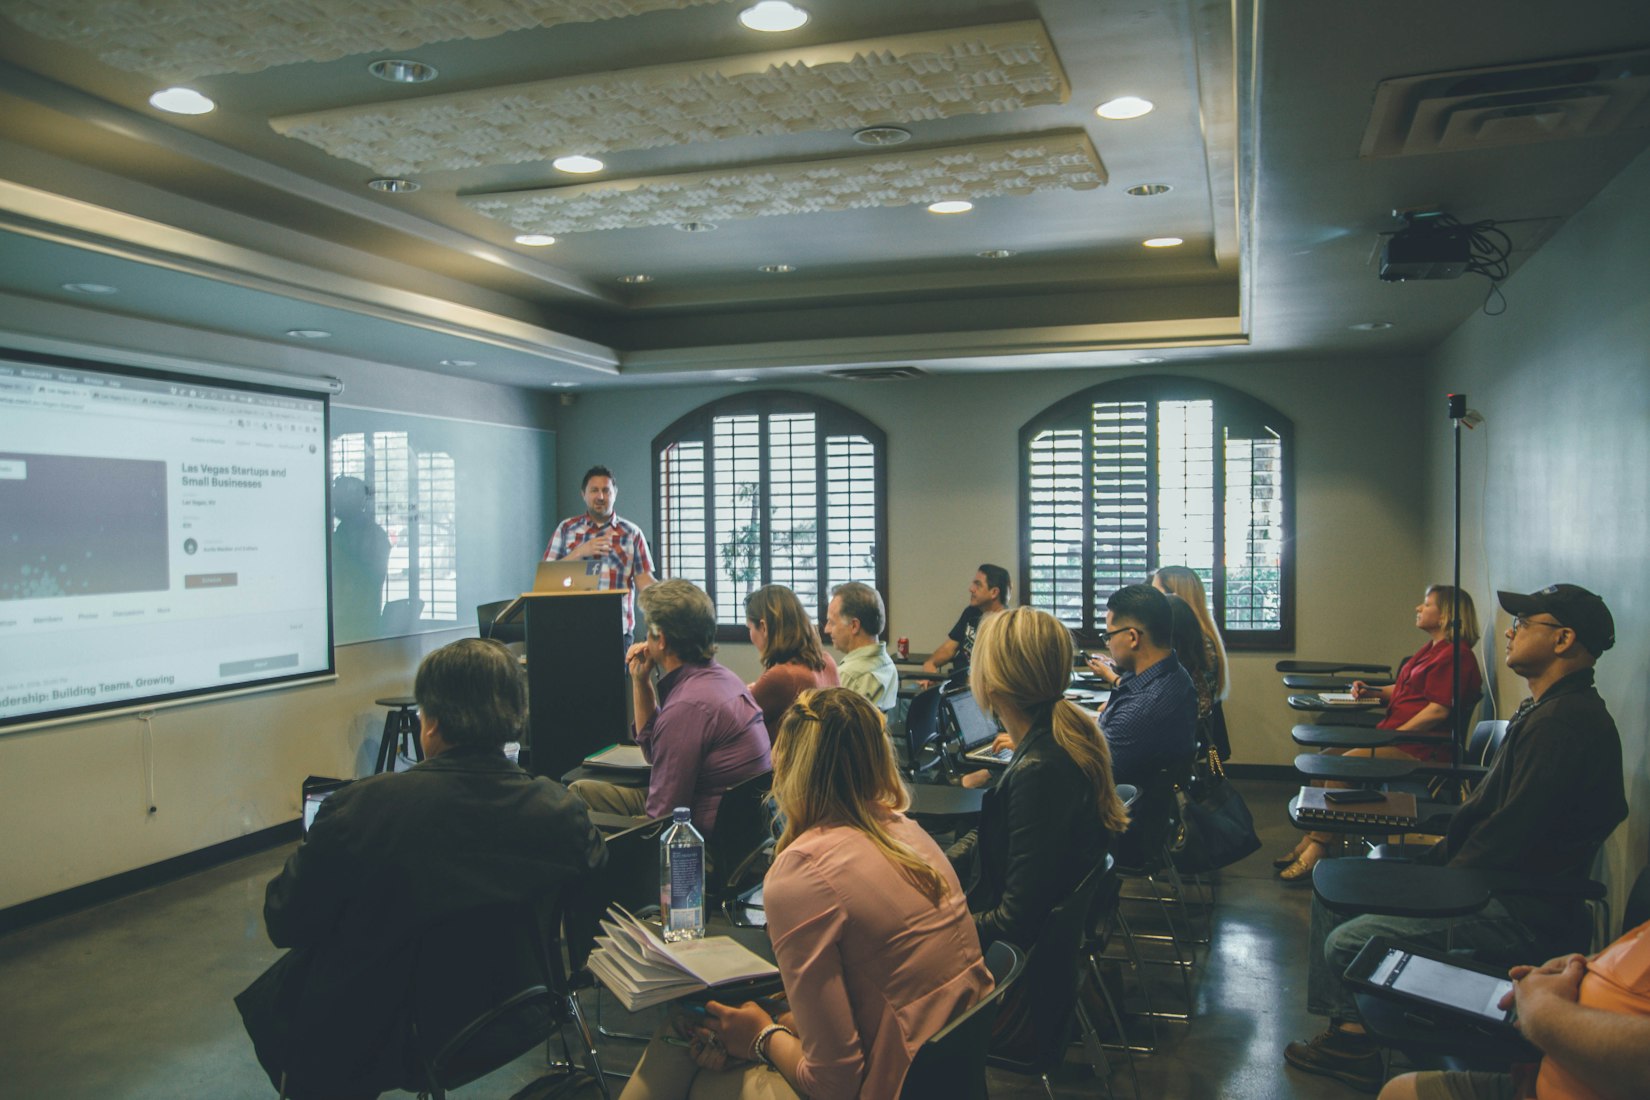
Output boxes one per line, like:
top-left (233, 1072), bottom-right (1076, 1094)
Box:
top-left (1306, 894), bottom-right (1537, 1021)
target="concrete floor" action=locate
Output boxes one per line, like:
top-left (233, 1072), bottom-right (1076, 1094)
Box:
top-left (0, 779), bottom-right (1366, 1099)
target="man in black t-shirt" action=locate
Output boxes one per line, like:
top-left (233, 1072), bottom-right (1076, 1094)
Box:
top-left (921, 563), bottom-right (1011, 676)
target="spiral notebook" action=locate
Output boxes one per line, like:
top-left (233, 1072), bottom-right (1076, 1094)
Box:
top-left (1295, 787), bottom-right (1418, 828)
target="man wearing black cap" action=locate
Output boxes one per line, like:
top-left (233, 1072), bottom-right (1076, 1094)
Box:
top-left (1285, 583), bottom-right (1627, 1093)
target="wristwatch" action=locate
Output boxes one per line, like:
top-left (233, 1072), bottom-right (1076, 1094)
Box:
top-left (752, 1022), bottom-right (795, 1069)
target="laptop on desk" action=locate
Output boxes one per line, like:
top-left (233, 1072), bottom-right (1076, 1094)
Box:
top-left (533, 559), bottom-right (603, 593)
top-left (946, 686), bottom-right (1012, 766)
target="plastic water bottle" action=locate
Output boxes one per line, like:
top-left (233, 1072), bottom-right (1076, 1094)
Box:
top-left (660, 806), bottom-right (706, 942)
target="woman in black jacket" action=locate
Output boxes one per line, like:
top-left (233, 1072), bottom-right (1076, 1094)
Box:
top-left (947, 606), bottom-right (1130, 949)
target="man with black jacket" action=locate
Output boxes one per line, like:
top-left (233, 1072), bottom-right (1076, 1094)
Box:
top-left (1284, 584), bottom-right (1627, 1093)
top-left (236, 638), bottom-right (607, 1100)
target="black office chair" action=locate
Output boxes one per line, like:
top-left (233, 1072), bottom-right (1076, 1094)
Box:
top-left (405, 898), bottom-right (612, 1100)
top-left (705, 771), bottom-right (774, 902)
top-left (900, 940), bottom-right (1026, 1100)
top-left (897, 685), bottom-right (946, 781)
top-left (477, 598), bottom-right (525, 645)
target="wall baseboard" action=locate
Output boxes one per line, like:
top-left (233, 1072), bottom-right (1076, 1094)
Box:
top-left (0, 821), bottom-right (299, 938)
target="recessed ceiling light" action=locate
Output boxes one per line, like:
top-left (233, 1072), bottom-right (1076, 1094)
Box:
top-left (553, 154), bottom-right (604, 174)
top-left (759, 264), bottom-right (796, 273)
top-left (439, 358), bottom-right (477, 367)
top-left (1143, 236), bottom-right (1184, 248)
top-left (1351, 321), bottom-right (1394, 331)
top-left (928, 200), bottom-right (974, 215)
top-left (61, 282), bottom-right (118, 295)
top-left (1096, 96), bottom-right (1154, 120)
top-left (1126, 183), bottom-right (1172, 197)
top-left (618, 274), bottom-right (653, 284)
top-left (368, 58), bottom-right (438, 84)
top-left (853, 126), bottom-right (911, 146)
top-left (550, 381), bottom-right (579, 389)
top-left (367, 177), bottom-right (419, 193)
top-left (739, 2), bottom-right (809, 32)
top-left (977, 249), bottom-right (1016, 260)
top-left (1133, 356), bottom-right (1166, 364)
top-left (674, 221), bottom-right (718, 233)
top-left (513, 233), bottom-right (557, 246)
top-left (731, 375), bottom-right (760, 383)
top-left (149, 87), bottom-right (215, 115)
top-left (285, 329), bottom-right (332, 339)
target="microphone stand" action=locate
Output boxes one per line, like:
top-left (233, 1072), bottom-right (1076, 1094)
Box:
top-left (1447, 393), bottom-right (1466, 769)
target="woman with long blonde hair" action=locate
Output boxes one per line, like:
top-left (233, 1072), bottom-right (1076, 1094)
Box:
top-left (948, 606), bottom-right (1130, 949)
top-left (621, 688), bottom-right (991, 1100)
top-left (1151, 565), bottom-right (1228, 703)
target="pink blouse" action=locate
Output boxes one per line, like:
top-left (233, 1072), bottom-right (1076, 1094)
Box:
top-left (765, 813), bottom-right (993, 1100)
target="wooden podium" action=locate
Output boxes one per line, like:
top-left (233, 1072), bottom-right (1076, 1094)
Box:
top-left (499, 590), bottom-right (628, 780)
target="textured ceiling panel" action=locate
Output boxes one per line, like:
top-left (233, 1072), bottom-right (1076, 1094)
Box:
top-left (464, 132), bottom-right (1107, 234)
top-left (270, 22), bottom-right (1069, 175)
top-left (0, 0), bottom-right (730, 81)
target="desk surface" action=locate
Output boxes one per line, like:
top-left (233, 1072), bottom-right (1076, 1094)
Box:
top-left (1281, 673), bottom-right (1395, 691)
top-left (1276, 660), bottom-right (1394, 675)
top-left (1312, 858), bottom-right (1491, 917)
top-left (904, 782), bottom-right (984, 818)
top-left (1293, 752), bottom-right (1418, 782)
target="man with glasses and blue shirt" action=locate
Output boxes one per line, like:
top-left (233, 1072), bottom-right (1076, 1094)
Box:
top-left (1285, 583), bottom-right (1628, 1094)
top-left (1094, 583), bottom-right (1199, 788)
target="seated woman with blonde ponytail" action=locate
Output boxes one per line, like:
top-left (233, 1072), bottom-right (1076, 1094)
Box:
top-left (621, 688), bottom-right (991, 1100)
top-left (946, 607), bottom-right (1131, 950)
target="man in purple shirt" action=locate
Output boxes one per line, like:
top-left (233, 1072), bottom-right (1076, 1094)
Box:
top-left (570, 579), bottom-right (770, 835)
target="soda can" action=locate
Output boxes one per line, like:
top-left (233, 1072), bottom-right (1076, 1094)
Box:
top-left (896, 636), bottom-right (909, 659)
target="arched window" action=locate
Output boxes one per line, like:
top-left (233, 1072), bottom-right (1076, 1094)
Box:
top-left (654, 392), bottom-right (887, 635)
top-left (1021, 376), bottom-right (1294, 648)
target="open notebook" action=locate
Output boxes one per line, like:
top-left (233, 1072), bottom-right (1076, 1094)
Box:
top-left (587, 906), bottom-right (778, 1011)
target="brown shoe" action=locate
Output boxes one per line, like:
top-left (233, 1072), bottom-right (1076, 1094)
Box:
top-left (1278, 839), bottom-right (1326, 882)
top-left (1284, 1026), bottom-right (1384, 1093)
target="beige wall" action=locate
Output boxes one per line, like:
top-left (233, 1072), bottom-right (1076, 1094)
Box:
top-left (1423, 143), bottom-right (1650, 915)
top-left (557, 357), bottom-right (1434, 767)
top-left (0, 313), bottom-right (559, 910)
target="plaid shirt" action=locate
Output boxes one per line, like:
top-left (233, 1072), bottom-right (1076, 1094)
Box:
top-left (543, 512), bottom-right (654, 633)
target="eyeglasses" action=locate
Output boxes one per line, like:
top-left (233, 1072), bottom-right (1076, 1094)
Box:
top-left (1099, 625), bottom-right (1138, 643)
top-left (1510, 616), bottom-right (1566, 634)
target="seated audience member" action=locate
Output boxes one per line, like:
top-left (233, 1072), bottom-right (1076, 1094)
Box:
top-left (1164, 592), bottom-right (1217, 728)
top-left (919, 563), bottom-right (1011, 676)
top-left (236, 639), bottom-right (607, 1100)
top-left (1349, 585), bottom-right (1484, 748)
top-left (744, 584), bottom-right (839, 742)
top-left (571, 579), bottom-right (770, 834)
top-left (1094, 583), bottom-right (1199, 789)
top-left (948, 607), bottom-right (1130, 950)
top-left (1277, 584), bottom-right (1485, 881)
top-left (1379, 920), bottom-right (1650, 1100)
top-left (823, 581), bottom-right (899, 710)
top-left (621, 688), bottom-right (993, 1100)
top-left (1151, 565), bottom-right (1229, 711)
top-left (1284, 584), bottom-right (1627, 1093)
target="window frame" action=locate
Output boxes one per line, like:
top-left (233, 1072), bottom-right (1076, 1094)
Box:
top-left (652, 390), bottom-right (889, 641)
top-left (1018, 374), bottom-right (1295, 650)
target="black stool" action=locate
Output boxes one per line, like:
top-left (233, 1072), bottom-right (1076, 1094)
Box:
top-left (374, 696), bottom-right (423, 774)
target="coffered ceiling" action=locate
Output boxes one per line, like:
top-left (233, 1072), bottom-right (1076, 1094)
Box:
top-left (0, 0), bottom-right (1646, 390)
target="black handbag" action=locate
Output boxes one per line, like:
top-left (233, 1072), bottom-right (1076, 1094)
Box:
top-left (1171, 749), bottom-right (1261, 873)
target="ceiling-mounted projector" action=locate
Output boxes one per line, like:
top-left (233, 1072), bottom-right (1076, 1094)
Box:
top-left (1379, 211), bottom-right (1471, 281)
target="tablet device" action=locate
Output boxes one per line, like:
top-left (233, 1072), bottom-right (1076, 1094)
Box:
top-left (1344, 936), bottom-right (1519, 1036)
top-left (301, 776), bottom-right (352, 833)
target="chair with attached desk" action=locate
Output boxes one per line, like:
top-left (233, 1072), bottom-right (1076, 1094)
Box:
top-left (401, 898), bottom-right (613, 1100)
top-left (895, 684), bottom-right (950, 782)
top-left (706, 771), bottom-right (775, 916)
top-left (985, 857), bottom-right (1122, 1100)
top-left (899, 940), bottom-right (1027, 1100)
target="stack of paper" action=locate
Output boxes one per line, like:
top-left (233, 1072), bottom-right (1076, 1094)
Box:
top-left (587, 906), bottom-right (778, 1011)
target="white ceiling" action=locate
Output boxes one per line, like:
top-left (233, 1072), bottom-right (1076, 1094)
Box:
top-left (0, 0), bottom-right (1646, 391)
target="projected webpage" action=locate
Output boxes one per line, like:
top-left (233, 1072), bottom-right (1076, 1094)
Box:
top-left (0, 355), bottom-right (332, 726)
